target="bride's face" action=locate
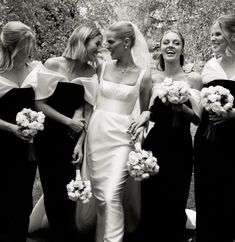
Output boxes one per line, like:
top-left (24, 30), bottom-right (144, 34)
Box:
top-left (210, 21), bottom-right (228, 56)
top-left (161, 32), bottom-right (183, 63)
top-left (105, 30), bottom-right (125, 60)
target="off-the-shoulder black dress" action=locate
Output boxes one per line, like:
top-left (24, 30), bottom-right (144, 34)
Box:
top-left (194, 79), bottom-right (235, 242)
top-left (35, 82), bottom-right (85, 242)
top-left (0, 87), bottom-right (37, 242)
top-left (138, 97), bottom-right (194, 242)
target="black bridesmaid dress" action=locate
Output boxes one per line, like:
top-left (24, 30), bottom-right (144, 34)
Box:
top-left (35, 82), bottom-right (85, 242)
top-left (0, 87), bottom-right (37, 242)
top-left (194, 79), bottom-right (235, 242)
top-left (138, 97), bottom-right (194, 242)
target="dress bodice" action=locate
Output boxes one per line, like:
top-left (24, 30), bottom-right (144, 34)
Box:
top-left (46, 82), bottom-right (84, 118)
top-left (0, 87), bottom-right (35, 124)
top-left (96, 62), bottom-right (145, 115)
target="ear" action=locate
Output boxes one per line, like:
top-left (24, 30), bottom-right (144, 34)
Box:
top-left (124, 37), bottom-right (131, 48)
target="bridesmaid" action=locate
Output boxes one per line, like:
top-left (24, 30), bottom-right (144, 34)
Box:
top-left (86, 21), bottom-right (152, 242)
top-left (129, 30), bottom-right (202, 242)
top-left (194, 14), bottom-right (235, 242)
top-left (0, 21), bottom-right (42, 242)
top-left (34, 24), bottom-right (102, 242)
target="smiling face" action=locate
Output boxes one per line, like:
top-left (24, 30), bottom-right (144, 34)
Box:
top-left (210, 21), bottom-right (228, 56)
top-left (105, 30), bottom-right (126, 60)
top-left (160, 32), bottom-right (183, 63)
top-left (86, 34), bottom-right (103, 62)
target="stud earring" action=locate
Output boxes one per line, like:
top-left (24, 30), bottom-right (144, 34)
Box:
top-left (125, 46), bottom-right (128, 49)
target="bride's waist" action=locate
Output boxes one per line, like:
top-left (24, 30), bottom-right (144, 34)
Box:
top-left (95, 96), bottom-right (135, 115)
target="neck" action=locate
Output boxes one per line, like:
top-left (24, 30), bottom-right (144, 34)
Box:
top-left (11, 62), bottom-right (28, 72)
top-left (221, 54), bottom-right (235, 65)
top-left (116, 55), bottom-right (135, 68)
top-left (164, 62), bottom-right (183, 77)
top-left (66, 58), bottom-right (87, 72)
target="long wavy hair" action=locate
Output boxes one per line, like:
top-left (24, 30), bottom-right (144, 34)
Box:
top-left (0, 21), bottom-right (36, 73)
top-left (216, 14), bottom-right (235, 56)
top-left (62, 24), bottom-right (101, 63)
top-left (157, 30), bottom-right (185, 71)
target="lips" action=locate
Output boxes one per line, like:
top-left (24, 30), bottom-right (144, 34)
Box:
top-left (212, 43), bottom-right (220, 48)
top-left (165, 48), bottom-right (176, 55)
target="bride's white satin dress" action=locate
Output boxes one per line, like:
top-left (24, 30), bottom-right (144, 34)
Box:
top-left (87, 62), bottom-right (145, 242)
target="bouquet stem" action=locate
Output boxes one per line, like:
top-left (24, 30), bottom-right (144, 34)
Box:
top-left (204, 121), bottom-right (216, 143)
top-left (28, 138), bottom-right (37, 162)
top-left (172, 112), bottom-right (182, 128)
top-left (76, 169), bottom-right (82, 180)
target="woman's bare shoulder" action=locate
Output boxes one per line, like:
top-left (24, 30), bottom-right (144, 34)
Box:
top-left (44, 57), bottom-right (64, 72)
top-left (151, 69), bottom-right (165, 84)
top-left (187, 71), bottom-right (203, 90)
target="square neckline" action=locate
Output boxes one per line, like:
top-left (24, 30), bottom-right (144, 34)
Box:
top-left (100, 62), bottom-right (145, 88)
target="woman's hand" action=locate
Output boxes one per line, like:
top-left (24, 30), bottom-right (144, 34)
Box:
top-left (72, 143), bottom-right (83, 166)
top-left (172, 103), bottom-right (184, 112)
top-left (131, 126), bottom-right (145, 144)
top-left (128, 111), bottom-right (151, 135)
top-left (10, 124), bottom-right (32, 142)
top-left (209, 110), bottom-right (235, 125)
top-left (69, 118), bottom-right (85, 133)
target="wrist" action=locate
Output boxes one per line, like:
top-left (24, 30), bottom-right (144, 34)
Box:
top-left (7, 123), bottom-right (16, 133)
top-left (64, 117), bottom-right (72, 127)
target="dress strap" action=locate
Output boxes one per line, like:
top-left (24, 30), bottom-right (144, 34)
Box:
top-left (136, 69), bottom-right (146, 89)
top-left (99, 62), bottom-right (107, 83)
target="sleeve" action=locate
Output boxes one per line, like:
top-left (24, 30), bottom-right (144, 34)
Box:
top-left (201, 58), bottom-right (221, 84)
top-left (35, 66), bottom-right (67, 100)
top-left (78, 74), bottom-right (99, 106)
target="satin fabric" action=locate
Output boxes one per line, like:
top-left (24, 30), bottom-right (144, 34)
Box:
top-left (86, 62), bottom-right (145, 242)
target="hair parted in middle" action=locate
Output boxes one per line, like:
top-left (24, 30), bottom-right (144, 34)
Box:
top-left (62, 24), bottom-right (101, 63)
top-left (157, 29), bottom-right (185, 71)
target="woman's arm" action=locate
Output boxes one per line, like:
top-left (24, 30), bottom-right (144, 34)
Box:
top-left (176, 72), bottom-right (203, 125)
top-left (72, 102), bottom-right (94, 166)
top-left (129, 71), bottom-right (152, 142)
top-left (0, 118), bottom-right (31, 141)
top-left (35, 99), bottom-right (85, 133)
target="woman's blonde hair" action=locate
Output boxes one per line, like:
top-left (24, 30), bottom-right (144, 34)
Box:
top-left (108, 21), bottom-right (136, 48)
top-left (216, 14), bottom-right (235, 56)
top-left (0, 21), bottom-right (36, 72)
top-left (62, 24), bottom-right (101, 63)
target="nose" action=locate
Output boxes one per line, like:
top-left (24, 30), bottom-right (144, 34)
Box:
top-left (103, 42), bottom-right (109, 49)
top-left (167, 41), bottom-right (174, 48)
top-left (211, 34), bottom-right (216, 42)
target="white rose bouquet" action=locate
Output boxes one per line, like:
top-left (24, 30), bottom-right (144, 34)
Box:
top-left (156, 77), bottom-right (190, 104)
top-left (200, 85), bottom-right (234, 141)
top-left (16, 108), bottom-right (45, 140)
top-left (200, 85), bottom-right (234, 114)
top-left (66, 170), bottom-right (92, 203)
top-left (156, 78), bottom-right (191, 127)
top-left (127, 142), bottom-right (159, 181)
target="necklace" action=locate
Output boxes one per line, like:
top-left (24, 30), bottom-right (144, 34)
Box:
top-left (117, 64), bottom-right (136, 74)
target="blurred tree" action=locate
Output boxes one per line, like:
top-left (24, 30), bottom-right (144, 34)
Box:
top-left (0, 0), bottom-right (234, 69)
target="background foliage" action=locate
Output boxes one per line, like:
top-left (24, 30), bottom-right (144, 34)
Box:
top-left (0, 0), bottom-right (235, 70)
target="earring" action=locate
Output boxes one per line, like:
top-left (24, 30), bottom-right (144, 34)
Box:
top-left (125, 45), bottom-right (128, 49)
